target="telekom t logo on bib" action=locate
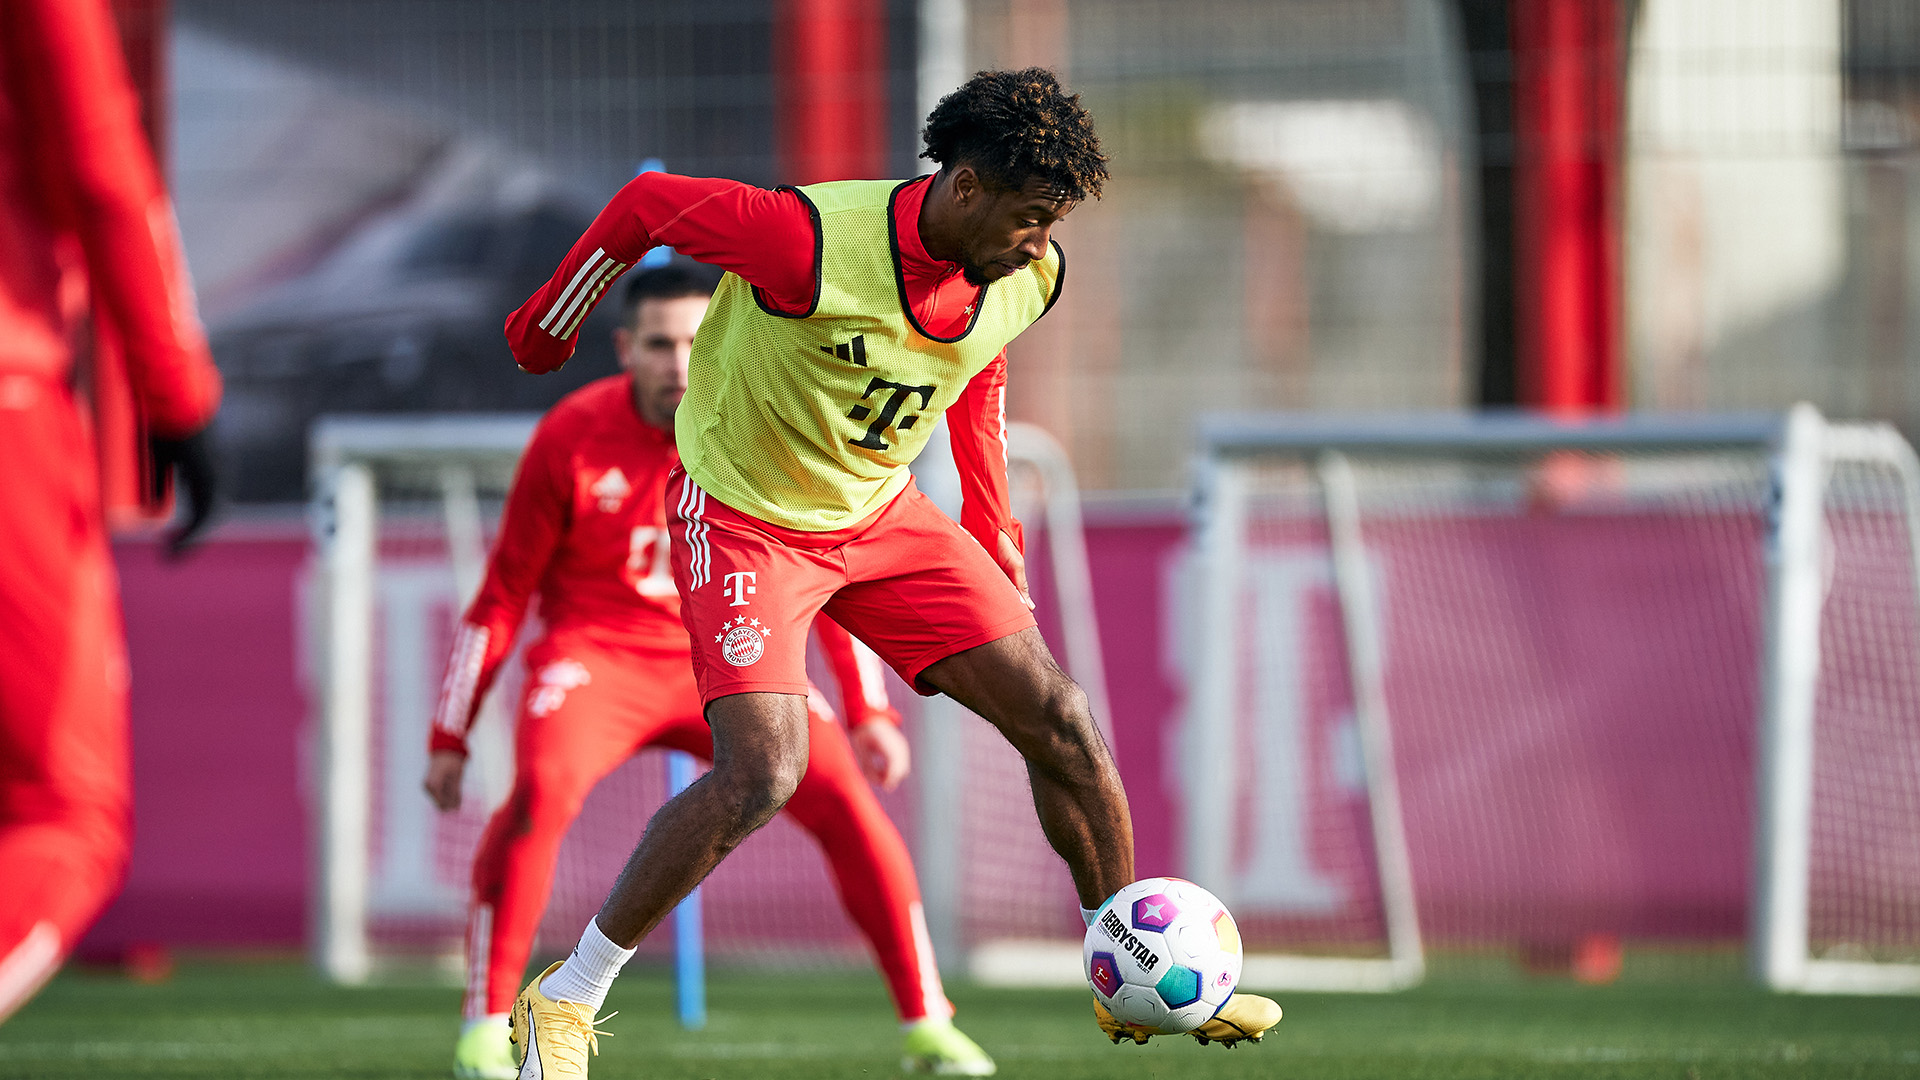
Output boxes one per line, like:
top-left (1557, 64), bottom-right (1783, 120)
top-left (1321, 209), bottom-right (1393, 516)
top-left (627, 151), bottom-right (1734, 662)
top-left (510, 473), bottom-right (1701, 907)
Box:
top-left (722, 571), bottom-right (758, 607)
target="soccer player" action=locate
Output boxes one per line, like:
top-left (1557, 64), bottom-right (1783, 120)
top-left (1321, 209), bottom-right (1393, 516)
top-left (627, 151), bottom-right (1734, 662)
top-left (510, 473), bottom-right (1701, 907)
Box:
top-left (501, 69), bottom-right (1281, 1076)
top-left (0, 0), bottom-right (221, 1022)
top-left (426, 264), bottom-right (995, 1079)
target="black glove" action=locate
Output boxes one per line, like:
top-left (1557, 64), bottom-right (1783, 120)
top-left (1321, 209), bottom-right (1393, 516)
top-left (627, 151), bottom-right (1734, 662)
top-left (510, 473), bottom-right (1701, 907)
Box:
top-left (146, 426), bottom-right (219, 557)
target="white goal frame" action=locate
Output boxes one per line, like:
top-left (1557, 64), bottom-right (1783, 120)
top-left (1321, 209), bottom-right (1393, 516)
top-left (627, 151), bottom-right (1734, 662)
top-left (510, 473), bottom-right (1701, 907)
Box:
top-left (309, 414), bottom-right (538, 983)
top-left (1754, 408), bottom-right (1920, 994)
top-left (1190, 403), bottom-right (1920, 994)
top-left (913, 422), bottom-right (1117, 984)
top-left (308, 414), bottom-right (1114, 985)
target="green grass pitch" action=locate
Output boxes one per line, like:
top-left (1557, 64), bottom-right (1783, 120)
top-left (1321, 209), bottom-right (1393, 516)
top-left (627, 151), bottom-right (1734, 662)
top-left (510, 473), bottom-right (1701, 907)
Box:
top-left (2, 956), bottom-right (1917, 1079)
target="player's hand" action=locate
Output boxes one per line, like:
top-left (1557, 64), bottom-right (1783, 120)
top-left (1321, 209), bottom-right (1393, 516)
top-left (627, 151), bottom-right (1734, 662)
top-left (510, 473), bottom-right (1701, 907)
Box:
top-left (147, 426), bottom-right (219, 558)
top-left (423, 749), bottom-right (467, 811)
top-left (849, 719), bottom-right (910, 791)
top-left (996, 530), bottom-right (1034, 610)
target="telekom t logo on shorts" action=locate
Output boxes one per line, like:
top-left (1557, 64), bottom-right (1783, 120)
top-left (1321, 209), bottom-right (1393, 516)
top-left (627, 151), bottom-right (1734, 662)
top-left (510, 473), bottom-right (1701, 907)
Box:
top-left (722, 571), bottom-right (758, 607)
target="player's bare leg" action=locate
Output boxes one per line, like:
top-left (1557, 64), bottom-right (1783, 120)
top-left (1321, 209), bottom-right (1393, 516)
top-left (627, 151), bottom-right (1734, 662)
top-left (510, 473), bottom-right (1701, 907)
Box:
top-left (921, 627), bottom-right (1280, 1051)
top-left (511, 694), bottom-right (809, 1078)
top-left (919, 627), bottom-right (1134, 908)
top-left (597, 692), bottom-right (811, 945)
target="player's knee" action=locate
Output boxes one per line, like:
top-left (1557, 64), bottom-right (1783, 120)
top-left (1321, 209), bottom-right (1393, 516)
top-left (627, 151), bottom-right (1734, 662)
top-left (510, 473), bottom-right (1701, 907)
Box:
top-left (753, 753), bottom-right (806, 817)
top-left (512, 773), bottom-right (588, 836)
top-left (1043, 676), bottom-right (1093, 728)
top-left (1026, 674), bottom-right (1095, 743)
top-left (709, 752), bottom-right (804, 835)
top-left (53, 800), bottom-right (133, 896)
top-left (1016, 676), bottom-right (1108, 776)
top-left (50, 788), bottom-right (132, 872)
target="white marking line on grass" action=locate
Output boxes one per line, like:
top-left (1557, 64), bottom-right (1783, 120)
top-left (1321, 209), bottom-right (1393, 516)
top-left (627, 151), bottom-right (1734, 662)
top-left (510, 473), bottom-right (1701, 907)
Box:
top-left (664, 1043), bottom-right (1119, 1063)
top-left (1169, 1045), bottom-right (1920, 1066)
top-left (4, 1042), bottom-right (255, 1060)
top-left (4, 1021), bottom-right (422, 1061)
top-left (1529, 1045), bottom-right (1920, 1066)
top-left (664, 1043), bottom-right (849, 1059)
top-left (657, 1042), bottom-right (1920, 1066)
top-left (969, 1046), bottom-right (1112, 1059)
top-left (1531, 1045), bottom-right (1818, 1064)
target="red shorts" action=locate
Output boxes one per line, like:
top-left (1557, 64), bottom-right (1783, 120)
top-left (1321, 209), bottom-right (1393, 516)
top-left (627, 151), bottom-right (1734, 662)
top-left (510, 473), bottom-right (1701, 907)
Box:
top-left (669, 469), bottom-right (1035, 704)
top-left (505, 634), bottom-right (866, 798)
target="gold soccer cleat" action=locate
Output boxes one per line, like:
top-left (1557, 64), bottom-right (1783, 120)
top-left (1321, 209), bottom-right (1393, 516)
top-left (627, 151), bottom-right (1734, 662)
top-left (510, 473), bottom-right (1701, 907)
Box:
top-left (1093, 998), bottom-right (1161, 1045)
top-left (1094, 992), bottom-right (1282, 1049)
top-left (509, 961), bottom-right (616, 1079)
top-left (1190, 993), bottom-right (1282, 1047)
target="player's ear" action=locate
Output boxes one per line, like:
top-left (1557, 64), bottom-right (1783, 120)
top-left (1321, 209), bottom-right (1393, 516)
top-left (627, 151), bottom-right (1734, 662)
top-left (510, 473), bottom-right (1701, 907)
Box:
top-left (612, 325), bottom-right (634, 367)
top-left (949, 165), bottom-right (982, 207)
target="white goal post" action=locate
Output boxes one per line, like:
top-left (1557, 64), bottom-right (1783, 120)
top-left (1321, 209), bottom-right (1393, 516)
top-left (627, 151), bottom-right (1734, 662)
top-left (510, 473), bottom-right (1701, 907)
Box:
top-left (1190, 404), bottom-right (1920, 994)
top-left (1755, 408), bottom-right (1920, 994)
top-left (307, 414), bottom-right (1114, 985)
top-left (911, 422), bottom-right (1117, 984)
top-left (310, 415), bottom-right (538, 983)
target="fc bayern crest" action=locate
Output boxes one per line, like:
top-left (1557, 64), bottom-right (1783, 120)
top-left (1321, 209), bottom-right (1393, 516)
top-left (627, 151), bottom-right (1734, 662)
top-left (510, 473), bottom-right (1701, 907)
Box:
top-left (717, 616), bottom-right (770, 667)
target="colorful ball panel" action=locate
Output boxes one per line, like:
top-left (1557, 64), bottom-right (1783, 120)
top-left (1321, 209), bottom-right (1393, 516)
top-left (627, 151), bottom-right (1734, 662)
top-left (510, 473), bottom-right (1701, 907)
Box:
top-left (1212, 908), bottom-right (1243, 956)
top-left (1131, 894), bottom-right (1179, 931)
top-left (1155, 965), bottom-right (1202, 1009)
top-left (1088, 952), bottom-right (1121, 1000)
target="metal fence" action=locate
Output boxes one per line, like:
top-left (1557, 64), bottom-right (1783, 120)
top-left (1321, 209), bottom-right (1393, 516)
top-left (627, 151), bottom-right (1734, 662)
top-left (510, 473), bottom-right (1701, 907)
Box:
top-left (168, 0), bottom-right (1920, 496)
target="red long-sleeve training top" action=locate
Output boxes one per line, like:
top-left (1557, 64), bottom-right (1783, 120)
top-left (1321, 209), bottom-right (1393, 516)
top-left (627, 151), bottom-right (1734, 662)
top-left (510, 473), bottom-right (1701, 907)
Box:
top-left (502, 172), bottom-right (1021, 555)
top-left (0, 0), bottom-right (220, 436)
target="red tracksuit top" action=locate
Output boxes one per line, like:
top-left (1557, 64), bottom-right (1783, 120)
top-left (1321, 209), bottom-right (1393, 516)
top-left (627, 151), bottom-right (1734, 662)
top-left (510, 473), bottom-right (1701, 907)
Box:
top-left (503, 172), bottom-right (1022, 555)
top-left (0, 0), bottom-right (220, 436)
top-left (430, 375), bottom-right (901, 755)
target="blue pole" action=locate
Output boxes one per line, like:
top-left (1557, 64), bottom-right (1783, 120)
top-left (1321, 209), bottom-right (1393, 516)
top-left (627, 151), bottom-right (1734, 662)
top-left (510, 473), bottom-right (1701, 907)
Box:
top-left (637, 154), bottom-right (701, 1029)
top-left (667, 750), bottom-right (706, 1029)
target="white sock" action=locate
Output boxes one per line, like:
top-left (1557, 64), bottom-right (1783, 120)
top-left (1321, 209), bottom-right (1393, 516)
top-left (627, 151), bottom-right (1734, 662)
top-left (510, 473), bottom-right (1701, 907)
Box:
top-left (538, 919), bottom-right (634, 1010)
top-left (1081, 905), bottom-right (1100, 927)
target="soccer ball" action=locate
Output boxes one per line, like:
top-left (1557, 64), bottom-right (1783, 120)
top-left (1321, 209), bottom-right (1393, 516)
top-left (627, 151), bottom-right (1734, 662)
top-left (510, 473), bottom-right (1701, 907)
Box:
top-left (1083, 877), bottom-right (1242, 1033)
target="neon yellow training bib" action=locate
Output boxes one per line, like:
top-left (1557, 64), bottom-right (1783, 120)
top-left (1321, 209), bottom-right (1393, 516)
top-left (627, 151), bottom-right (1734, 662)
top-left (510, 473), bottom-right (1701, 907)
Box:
top-left (675, 179), bottom-right (1062, 532)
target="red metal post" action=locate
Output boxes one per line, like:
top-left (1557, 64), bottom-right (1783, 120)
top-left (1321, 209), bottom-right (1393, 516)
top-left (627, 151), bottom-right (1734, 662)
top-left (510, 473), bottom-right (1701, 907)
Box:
top-left (1510, 0), bottom-right (1624, 414)
top-left (774, 0), bottom-right (888, 185)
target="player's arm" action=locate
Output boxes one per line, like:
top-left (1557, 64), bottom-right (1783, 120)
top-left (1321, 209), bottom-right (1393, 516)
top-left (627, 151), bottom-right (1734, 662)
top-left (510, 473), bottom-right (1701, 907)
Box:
top-left (14, 0), bottom-right (223, 546)
top-left (949, 350), bottom-right (1031, 608)
top-left (812, 615), bottom-right (910, 790)
top-left (504, 173), bottom-right (817, 374)
top-left (424, 421), bottom-right (571, 810)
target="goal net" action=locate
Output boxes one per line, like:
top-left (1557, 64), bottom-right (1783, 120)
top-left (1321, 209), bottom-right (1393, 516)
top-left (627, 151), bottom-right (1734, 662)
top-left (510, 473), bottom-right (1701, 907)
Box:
top-left (308, 414), bottom-right (1108, 984)
top-left (1187, 405), bottom-right (1920, 992)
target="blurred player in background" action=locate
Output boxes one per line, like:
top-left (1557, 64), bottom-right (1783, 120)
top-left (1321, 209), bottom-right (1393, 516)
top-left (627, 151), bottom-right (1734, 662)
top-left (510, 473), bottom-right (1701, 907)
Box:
top-left (499, 68), bottom-right (1279, 1077)
top-left (424, 265), bottom-right (995, 1079)
top-left (0, 0), bottom-right (220, 1023)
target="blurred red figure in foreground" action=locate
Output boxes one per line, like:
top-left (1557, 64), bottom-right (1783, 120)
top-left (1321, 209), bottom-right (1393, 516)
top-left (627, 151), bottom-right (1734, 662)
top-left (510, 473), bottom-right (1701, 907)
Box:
top-left (0, 0), bottom-right (220, 1022)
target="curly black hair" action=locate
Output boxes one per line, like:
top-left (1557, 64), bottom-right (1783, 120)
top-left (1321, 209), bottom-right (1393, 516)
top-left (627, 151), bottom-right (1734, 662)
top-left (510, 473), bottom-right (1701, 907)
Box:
top-left (920, 68), bottom-right (1108, 201)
